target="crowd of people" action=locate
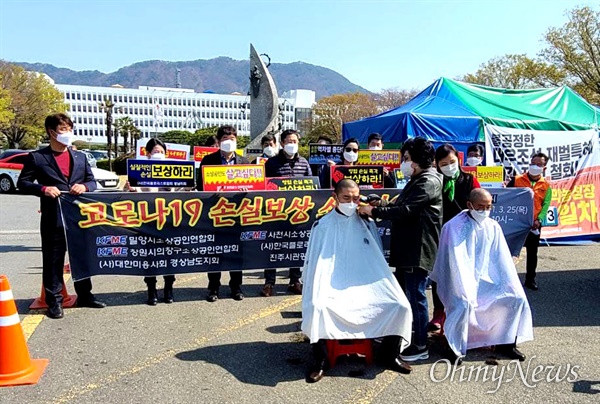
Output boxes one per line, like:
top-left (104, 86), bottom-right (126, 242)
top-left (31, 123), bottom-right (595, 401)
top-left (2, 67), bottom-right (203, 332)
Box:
top-left (17, 114), bottom-right (550, 383)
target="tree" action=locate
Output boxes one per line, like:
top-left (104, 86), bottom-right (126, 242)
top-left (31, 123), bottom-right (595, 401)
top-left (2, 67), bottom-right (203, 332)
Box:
top-left (160, 130), bottom-right (195, 145)
top-left (375, 87), bottom-right (420, 112)
top-left (460, 54), bottom-right (566, 89)
top-left (114, 116), bottom-right (140, 154)
top-left (542, 5), bottom-right (600, 104)
top-left (307, 92), bottom-right (378, 142)
top-left (0, 61), bottom-right (66, 148)
top-left (99, 97), bottom-right (116, 170)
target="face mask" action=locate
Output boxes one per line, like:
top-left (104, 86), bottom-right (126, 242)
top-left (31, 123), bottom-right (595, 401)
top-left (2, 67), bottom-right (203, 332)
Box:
top-left (55, 131), bottom-right (74, 147)
top-left (284, 143), bottom-right (298, 156)
top-left (220, 139), bottom-right (236, 153)
top-left (400, 161), bottom-right (414, 178)
top-left (369, 146), bottom-right (382, 151)
top-left (150, 153), bottom-right (165, 160)
top-left (263, 146), bottom-right (277, 157)
top-left (466, 157), bottom-right (482, 167)
top-left (337, 202), bottom-right (358, 217)
top-left (343, 151), bottom-right (358, 163)
top-left (528, 165), bottom-right (544, 176)
top-left (469, 209), bottom-right (491, 223)
top-left (440, 162), bottom-right (459, 178)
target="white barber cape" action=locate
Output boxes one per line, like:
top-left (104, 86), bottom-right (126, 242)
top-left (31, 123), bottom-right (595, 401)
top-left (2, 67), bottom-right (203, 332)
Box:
top-left (301, 209), bottom-right (412, 349)
top-left (430, 211), bottom-right (533, 356)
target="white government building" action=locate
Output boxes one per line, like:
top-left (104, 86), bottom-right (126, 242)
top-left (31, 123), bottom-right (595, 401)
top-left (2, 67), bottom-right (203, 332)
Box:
top-left (53, 80), bottom-right (316, 145)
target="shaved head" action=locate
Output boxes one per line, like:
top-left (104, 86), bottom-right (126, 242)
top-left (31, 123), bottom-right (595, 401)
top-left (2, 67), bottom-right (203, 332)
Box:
top-left (334, 178), bottom-right (359, 195)
top-left (469, 188), bottom-right (492, 203)
top-left (468, 188), bottom-right (493, 211)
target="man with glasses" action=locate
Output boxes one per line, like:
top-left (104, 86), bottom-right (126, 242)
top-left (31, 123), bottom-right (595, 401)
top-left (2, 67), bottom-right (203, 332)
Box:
top-left (507, 153), bottom-right (552, 290)
top-left (430, 188), bottom-right (533, 364)
top-left (262, 129), bottom-right (312, 297)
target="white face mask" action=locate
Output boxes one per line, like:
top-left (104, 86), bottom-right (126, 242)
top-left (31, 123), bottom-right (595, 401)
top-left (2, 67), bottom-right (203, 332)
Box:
top-left (337, 202), bottom-right (358, 217)
top-left (220, 139), bottom-right (237, 153)
top-left (369, 146), bottom-right (382, 151)
top-left (528, 164), bottom-right (544, 176)
top-left (284, 143), bottom-right (298, 156)
top-left (343, 151), bottom-right (358, 163)
top-left (466, 157), bottom-right (482, 167)
top-left (150, 153), bottom-right (165, 160)
top-left (55, 131), bottom-right (74, 147)
top-left (400, 161), bottom-right (414, 178)
top-left (469, 209), bottom-right (491, 223)
top-left (440, 162), bottom-right (459, 178)
top-left (263, 146), bottom-right (278, 157)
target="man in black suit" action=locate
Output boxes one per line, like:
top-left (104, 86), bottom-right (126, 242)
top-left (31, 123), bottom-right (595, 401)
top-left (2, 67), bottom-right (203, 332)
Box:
top-left (197, 125), bottom-right (248, 302)
top-left (17, 113), bottom-right (107, 319)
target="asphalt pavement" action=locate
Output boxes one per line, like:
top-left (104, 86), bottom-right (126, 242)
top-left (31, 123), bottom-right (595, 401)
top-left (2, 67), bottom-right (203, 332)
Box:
top-left (0, 193), bottom-right (599, 404)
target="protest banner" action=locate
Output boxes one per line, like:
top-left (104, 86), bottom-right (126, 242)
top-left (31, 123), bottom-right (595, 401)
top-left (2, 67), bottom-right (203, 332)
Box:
top-left (485, 124), bottom-right (600, 238)
top-left (265, 177), bottom-right (320, 191)
top-left (58, 187), bottom-right (531, 280)
top-left (193, 146), bottom-right (219, 163)
top-left (462, 166), bottom-right (505, 188)
top-left (308, 144), bottom-right (344, 165)
top-left (357, 150), bottom-right (401, 169)
top-left (127, 159), bottom-right (195, 188)
top-left (331, 166), bottom-right (384, 189)
top-left (201, 164), bottom-right (266, 191)
top-left (136, 138), bottom-right (190, 160)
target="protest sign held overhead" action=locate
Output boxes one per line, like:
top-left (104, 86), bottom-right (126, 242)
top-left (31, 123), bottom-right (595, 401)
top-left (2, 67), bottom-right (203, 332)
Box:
top-left (265, 177), bottom-right (320, 191)
top-left (127, 159), bottom-right (196, 188)
top-left (308, 144), bottom-right (344, 165)
top-left (356, 150), bottom-right (401, 169)
top-left (201, 164), bottom-right (266, 191)
top-left (331, 166), bottom-right (384, 189)
top-left (136, 138), bottom-right (191, 160)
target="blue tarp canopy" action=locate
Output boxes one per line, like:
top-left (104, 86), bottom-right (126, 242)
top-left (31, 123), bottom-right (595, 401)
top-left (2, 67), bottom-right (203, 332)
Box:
top-left (343, 78), bottom-right (484, 144)
top-left (342, 77), bottom-right (600, 145)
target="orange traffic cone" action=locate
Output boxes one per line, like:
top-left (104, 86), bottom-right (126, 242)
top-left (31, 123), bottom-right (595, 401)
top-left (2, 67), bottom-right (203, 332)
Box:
top-left (0, 275), bottom-right (49, 387)
top-left (29, 277), bottom-right (77, 310)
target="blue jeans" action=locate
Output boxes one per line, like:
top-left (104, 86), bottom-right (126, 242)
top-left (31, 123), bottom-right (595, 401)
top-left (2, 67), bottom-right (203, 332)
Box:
top-left (396, 267), bottom-right (429, 347)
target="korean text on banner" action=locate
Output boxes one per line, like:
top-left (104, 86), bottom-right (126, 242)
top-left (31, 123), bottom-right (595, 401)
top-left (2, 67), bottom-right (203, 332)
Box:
top-left (136, 138), bottom-right (191, 160)
top-left (58, 188), bottom-right (530, 280)
top-left (127, 159), bottom-right (195, 188)
top-left (356, 150), bottom-right (401, 169)
top-left (484, 124), bottom-right (600, 238)
top-left (201, 164), bottom-right (266, 191)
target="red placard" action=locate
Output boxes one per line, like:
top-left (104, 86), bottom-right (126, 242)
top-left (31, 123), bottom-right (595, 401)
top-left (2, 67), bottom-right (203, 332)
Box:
top-left (193, 146), bottom-right (219, 162)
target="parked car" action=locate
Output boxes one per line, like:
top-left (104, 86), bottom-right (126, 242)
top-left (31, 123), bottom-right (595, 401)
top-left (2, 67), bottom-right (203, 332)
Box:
top-left (0, 149), bottom-right (34, 160)
top-left (0, 152), bottom-right (120, 193)
top-left (91, 167), bottom-right (120, 191)
top-left (85, 150), bottom-right (109, 161)
top-left (83, 151), bottom-right (97, 167)
top-left (0, 153), bottom-right (29, 192)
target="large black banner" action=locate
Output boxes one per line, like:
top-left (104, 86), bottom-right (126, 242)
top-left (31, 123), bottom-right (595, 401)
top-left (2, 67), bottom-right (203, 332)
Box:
top-left (59, 188), bottom-right (532, 280)
top-left (59, 190), bottom-right (397, 280)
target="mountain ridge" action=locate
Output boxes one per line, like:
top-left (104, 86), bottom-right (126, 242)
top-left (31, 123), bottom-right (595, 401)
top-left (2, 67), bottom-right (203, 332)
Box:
top-left (15, 58), bottom-right (370, 99)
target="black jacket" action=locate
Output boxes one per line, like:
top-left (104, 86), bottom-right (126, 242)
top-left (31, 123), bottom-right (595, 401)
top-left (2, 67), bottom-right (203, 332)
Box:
top-left (264, 150), bottom-right (311, 178)
top-left (372, 167), bottom-right (443, 271)
top-left (197, 150), bottom-right (250, 191)
top-left (17, 147), bottom-right (97, 228)
top-left (441, 171), bottom-right (477, 224)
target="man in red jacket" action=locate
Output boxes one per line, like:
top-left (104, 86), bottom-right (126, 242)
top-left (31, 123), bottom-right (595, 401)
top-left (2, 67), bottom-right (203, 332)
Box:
top-left (17, 113), bottom-right (106, 319)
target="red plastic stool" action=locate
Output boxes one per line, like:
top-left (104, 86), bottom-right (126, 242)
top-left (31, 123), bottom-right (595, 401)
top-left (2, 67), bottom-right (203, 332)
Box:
top-left (326, 339), bottom-right (373, 367)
